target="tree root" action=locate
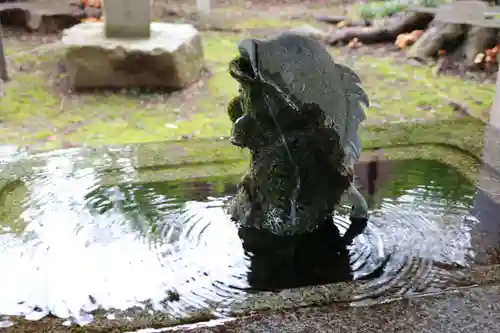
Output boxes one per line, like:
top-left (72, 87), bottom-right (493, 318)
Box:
top-left (327, 12), bottom-right (434, 45)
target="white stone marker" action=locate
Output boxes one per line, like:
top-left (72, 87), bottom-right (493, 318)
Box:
top-left (102, 0), bottom-right (151, 38)
top-left (196, 0), bottom-right (212, 15)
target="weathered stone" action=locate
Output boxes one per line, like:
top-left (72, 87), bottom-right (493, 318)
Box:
top-left (26, 8), bottom-right (81, 33)
top-left (0, 3), bottom-right (81, 33)
top-left (0, 3), bottom-right (29, 27)
top-left (62, 22), bottom-right (205, 90)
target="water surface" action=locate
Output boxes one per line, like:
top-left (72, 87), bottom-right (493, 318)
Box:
top-left (0, 157), bottom-right (486, 325)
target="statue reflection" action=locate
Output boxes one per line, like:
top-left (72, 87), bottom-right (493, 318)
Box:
top-left (468, 185), bottom-right (500, 264)
top-left (237, 218), bottom-right (354, 291)
top-left (355, 149), bottom-right (393, 210)
top-left (236, 155), bottom-right (397, 291)
top-left (467, 122), bottom-right (500, 265)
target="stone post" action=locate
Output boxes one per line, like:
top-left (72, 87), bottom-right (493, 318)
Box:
top-left (196, 0), bottom-right (211, 15)
top-left (102, 0), bottom-right (151, 38)
top-left (0, 25), bottom-right (8, 81)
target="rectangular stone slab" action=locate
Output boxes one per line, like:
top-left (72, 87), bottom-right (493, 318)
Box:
top-left (61, 22), bottom-right (205, 90)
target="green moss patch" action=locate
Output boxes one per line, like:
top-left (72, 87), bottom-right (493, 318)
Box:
top-left (0, 27), bottom-right (494, 151)
top-left (329, 51), bottom-right (493, 123)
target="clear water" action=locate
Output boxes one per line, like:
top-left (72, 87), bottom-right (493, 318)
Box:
top-left (0, 157), bottom-right (484, 325)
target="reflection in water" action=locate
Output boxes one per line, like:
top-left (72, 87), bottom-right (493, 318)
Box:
top-left (0, 157), bottom-right (248, 324)
top-left (0, 157), bottom-right (481, 324)
top-left (467, 124), bottom-right (500, 264)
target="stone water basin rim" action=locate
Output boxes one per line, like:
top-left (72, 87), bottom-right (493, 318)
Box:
top-left (0, 118), bottom-right (494, 332)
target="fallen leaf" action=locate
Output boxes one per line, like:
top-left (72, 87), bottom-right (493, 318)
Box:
top-left (82, 0), bottom-right (101, 7)
top-left (336, 21), bottom-right (347, 28)
top-left (395, 34), bottom-right (409, 49)
top-left (474, 53), bottom-right (485, 64)
top-left (348, 37), bottom-right (360, 49)
top-left (411, 30), bottom-right (424, 39)
top-left (395, 30), bottom-right (423, 49)
top-left (485, 48), bottom-right (496, 58)
top-left (81, 17), bottom-right (103, 23)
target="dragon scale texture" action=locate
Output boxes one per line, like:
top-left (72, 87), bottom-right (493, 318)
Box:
top-left (227, 33), bottom-right (369, 238)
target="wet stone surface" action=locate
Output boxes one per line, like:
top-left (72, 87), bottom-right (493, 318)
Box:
top-left (0, 151), bottom-right (495, 330)
top-left (169, 283), bottom-right (500, 332)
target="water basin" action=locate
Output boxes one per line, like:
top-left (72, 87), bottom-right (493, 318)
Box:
top-left (0, 146), bottom-right (491, 329)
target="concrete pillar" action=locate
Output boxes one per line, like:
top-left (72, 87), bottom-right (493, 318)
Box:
top-left (469, 69), bottom-right (500, 264)
top-left (490, 69), bottom-right (500, 128)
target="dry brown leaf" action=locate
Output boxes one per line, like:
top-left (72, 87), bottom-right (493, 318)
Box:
top-left (395, 34), bottom-right (407, 49)
top-left (81, 0), bottom-right (101, 7)
top-left (347, 37), bottom-right (360, 49)
top-left (486, 55), bottom-right (494, 64)
top-left (81, 17), bottom-right (103, 22)
top-left (395, 30), bottom-right (423, 49)
top-left (485, 49), bottom-right (496, 58)
top-left (395, 33), bottom-right (412, 49)
top-left (411, 30), bottom-right (424, 39)
top-left (484, 45), bottom-right (498, 64)
top-left (474, 53), bottom-right (485, 64)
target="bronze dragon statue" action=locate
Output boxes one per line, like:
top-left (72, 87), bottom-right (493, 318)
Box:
top-left (226, 33), bottom-right (370, 245)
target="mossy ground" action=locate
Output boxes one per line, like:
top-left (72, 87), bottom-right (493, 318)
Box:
top-left (0, 5), bottom-right (494, 151)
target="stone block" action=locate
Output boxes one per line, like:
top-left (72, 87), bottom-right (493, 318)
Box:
top-left (0, 2), bottom-right (82, 33)
top-left (61, 22), bottom-right (205, 90)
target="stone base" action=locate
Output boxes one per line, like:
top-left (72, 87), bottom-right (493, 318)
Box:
top-left (61, 22), bottom-right (205, 90)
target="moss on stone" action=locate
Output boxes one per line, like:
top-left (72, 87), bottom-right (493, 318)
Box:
top-left (361, 117), bottom-right (484, 161)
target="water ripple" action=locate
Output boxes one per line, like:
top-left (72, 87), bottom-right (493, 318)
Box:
top-left (339, 200), bottom-right (474, 304)
top-left (0, 157), bottom-right (481, 324)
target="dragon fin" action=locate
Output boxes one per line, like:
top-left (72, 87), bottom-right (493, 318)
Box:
top-left (335, 63), bottom-right (369, 168)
